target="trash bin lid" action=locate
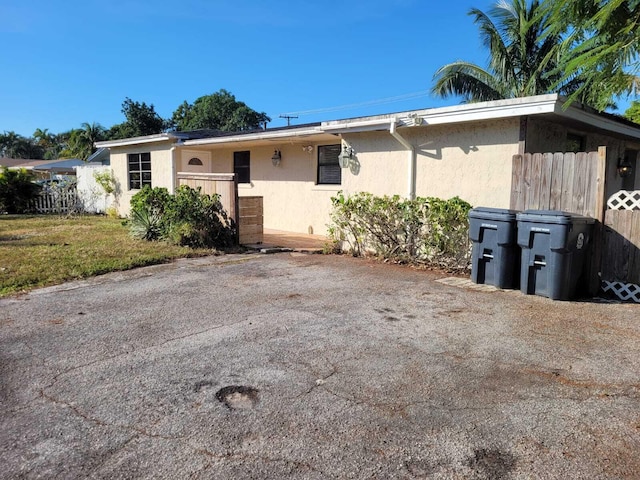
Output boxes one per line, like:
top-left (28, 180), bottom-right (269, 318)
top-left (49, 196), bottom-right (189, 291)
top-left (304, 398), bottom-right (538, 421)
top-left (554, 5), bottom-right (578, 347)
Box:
top-left (516, 210), bottom-right (595, 225)
top-left (469, 207), bottom-right (519, 222)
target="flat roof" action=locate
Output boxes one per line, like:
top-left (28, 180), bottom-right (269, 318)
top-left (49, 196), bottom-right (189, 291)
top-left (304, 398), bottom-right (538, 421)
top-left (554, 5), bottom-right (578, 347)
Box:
top-left (95, 94), bottom-right (640, 148)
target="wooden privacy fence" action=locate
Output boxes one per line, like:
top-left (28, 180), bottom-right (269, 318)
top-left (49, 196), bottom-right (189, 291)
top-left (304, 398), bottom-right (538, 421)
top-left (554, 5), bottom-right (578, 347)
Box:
top-left (32, 187), bottom-right (80, 214)
top-left (510, 147), bottom-right (606, 218)
top-left (176, 172), bottom-right (263, 245)
top-left (601, 190), bottom-right (640, 302)
top-left (177, 172), bottom-right (238, 223)
top-left (510, 148), bottom-right (607, 296)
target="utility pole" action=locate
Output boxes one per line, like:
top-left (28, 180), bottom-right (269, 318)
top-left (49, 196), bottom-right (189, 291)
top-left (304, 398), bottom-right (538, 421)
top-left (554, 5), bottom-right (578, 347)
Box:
top-left (279, 115), bottom-right (298, 126)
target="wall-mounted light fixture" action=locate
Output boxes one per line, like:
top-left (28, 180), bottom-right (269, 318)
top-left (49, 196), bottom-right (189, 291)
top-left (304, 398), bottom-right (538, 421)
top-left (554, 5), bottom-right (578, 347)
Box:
top-left (302, 145), bottom-right (313, 154)
top-left (408, 113), bottom-right (423, 126)
top-left (271, 149), bottom-right (282, 166)
top-left (617, 156), bottom-right (633, 178)
top-left (338, 146), bottom-right (353, 168)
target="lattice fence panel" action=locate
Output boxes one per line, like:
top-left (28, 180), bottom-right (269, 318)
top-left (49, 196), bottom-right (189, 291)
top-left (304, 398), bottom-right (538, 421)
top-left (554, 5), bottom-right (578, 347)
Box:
top-left (602, 281), bottom-right (640, 303)
top-left (607, 190), bottom-right (640, 210)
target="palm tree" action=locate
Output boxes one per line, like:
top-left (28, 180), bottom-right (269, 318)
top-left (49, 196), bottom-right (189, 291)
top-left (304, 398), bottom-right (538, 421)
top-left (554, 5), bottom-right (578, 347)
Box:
top-left (60, 123), bottom-right (106, 160)
top-left (432, 0), bottom-right (568, 102)
top-left (0, 131), bottom-right (43, 159)
top-left (546, 0), bottom-right (640, 110)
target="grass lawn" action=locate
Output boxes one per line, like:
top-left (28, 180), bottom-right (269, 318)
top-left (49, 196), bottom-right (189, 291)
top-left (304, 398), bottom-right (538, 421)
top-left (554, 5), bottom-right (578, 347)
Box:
top-left (0, 215), bottom-right (215, 297)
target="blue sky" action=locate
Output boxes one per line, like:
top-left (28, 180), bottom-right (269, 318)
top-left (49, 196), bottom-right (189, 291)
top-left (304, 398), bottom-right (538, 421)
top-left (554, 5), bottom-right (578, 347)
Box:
top-left (0, 0), bottom-right (634, 137)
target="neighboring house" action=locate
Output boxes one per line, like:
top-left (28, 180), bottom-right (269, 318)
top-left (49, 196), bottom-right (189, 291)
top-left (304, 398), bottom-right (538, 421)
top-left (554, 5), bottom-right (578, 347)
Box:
top-left (86, 147), bottom-right (110, 165)
top-left (0, 158), bottom-right (85, 179)
top-left (95, 94), bottom-right (640, 236)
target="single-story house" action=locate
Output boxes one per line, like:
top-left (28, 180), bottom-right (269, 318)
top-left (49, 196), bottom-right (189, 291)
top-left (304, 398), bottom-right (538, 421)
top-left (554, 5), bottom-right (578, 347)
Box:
top-left (86, 147), bottom-right (110, 165)
top-left (96, 94), bottom-right (640, 236)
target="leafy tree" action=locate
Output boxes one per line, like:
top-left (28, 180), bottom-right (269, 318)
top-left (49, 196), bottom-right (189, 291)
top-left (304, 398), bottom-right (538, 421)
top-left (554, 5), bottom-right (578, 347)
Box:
top-left (547, 0), bottom-right (639, 110)
top-left (108, 98), bottom-right (166, 139)
top-left (431, 0), bottom-right (582, 102)
top-left (0, 131), bottom-right (43, 159)
top-left (624, 100), bottom-right (640, 123)
top-left (170, 89), bottom-right (270, 132)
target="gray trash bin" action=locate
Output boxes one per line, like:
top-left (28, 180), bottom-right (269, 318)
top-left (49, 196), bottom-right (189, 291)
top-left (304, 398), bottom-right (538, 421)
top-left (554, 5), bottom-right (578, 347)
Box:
top-left (469, 207), bottom-right (520, 289)
top-left (516, 210), bottom-right (595, 300)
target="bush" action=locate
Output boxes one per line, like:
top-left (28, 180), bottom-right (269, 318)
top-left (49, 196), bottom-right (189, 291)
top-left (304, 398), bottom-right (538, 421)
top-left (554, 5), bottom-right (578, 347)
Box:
top-left (129, 185), bottom-right (236, 249)
top-left (0, 167), bottom-right (41, 214)
top-left (328, 192), bottom-right (472, 271)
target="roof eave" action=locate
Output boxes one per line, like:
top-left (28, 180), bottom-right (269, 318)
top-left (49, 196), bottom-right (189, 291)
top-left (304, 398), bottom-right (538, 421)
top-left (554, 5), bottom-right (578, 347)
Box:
top-left (181, 127), bottom-right (327, 146)
top-left (554, 99), bottom-right (640, 140)
top-left (95, 133), bottom-right (187, 148)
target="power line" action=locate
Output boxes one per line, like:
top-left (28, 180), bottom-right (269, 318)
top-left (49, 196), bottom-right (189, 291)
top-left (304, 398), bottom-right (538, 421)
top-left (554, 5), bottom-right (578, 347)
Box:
top-left (280, 90), bottom-right (432, 118)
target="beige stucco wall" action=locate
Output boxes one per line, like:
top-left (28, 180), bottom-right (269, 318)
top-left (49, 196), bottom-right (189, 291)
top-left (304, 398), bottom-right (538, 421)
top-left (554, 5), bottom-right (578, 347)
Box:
top-left (341, 117), bottom-right (521, 209)
top-left (178, 119), bottom-right (521, 235)
top-left (526, 117), bottom-right (640, 199)
top-left (110, 141), bottom-right (175, 216)
top-left (108, 116), bottom-right (639, 235)
top-left (181, 144), bottom-right (341, 235)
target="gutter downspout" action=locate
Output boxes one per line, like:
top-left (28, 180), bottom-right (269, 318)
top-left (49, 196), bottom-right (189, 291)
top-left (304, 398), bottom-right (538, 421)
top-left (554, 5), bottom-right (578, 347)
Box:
top-left (169, 146), bottom-right (177, 194)
top-left (389, 121), bottom-right (416, 200)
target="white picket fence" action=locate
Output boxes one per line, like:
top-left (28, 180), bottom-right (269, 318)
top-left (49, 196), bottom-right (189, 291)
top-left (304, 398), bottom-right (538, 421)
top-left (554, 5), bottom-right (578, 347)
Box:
top-left (32, 187), bottom-right (81, 214)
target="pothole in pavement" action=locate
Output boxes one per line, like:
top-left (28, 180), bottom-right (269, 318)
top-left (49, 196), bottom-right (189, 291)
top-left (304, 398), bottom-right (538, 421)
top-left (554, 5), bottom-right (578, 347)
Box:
top-left (215, 385), bottom-right (260, 410)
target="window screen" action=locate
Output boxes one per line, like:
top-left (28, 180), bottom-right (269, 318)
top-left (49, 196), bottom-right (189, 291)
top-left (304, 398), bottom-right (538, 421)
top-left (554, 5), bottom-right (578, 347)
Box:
top-left (318, 145), bottom-right (341, 185)
top-left (233, 151), bottom-right (250, 184)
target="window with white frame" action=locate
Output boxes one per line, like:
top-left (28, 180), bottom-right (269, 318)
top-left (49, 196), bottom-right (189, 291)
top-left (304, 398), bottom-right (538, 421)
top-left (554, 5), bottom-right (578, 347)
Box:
top-left (128, 152), bottom-right (151, 190)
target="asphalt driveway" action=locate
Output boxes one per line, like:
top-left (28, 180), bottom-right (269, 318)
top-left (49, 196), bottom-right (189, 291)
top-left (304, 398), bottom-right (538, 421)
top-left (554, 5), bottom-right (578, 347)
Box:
top-left (1, 253), bottom-right (639, 479)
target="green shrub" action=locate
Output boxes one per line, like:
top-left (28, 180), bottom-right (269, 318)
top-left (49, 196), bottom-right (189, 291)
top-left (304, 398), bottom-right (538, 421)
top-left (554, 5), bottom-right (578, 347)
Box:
top-left (130, 185), bottom-right (172, 216)
top-left (0, 167), bottom-right (41, 214)
top-left (129, 185), bottom-right (236, 249)
top-left (93, 170), bottom-right (116, 195)
top-left (329, 192), bottom-right (472, 271)
top-left (129, 206), bottom-right (164, 241)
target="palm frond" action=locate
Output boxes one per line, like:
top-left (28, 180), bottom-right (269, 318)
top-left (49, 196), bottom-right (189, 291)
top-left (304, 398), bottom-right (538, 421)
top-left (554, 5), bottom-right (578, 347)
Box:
top-left (432, 62), bottom-right (504, 102)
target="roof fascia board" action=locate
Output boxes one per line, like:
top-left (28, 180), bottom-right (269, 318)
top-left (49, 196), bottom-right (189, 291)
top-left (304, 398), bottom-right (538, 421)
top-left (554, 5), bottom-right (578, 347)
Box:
top-left (554, 101), bottom-right (640, 140)
top-left (412, 97), bottom-right (558, 127)
top-left (324, 94), bottom-right (560, 132)
top-left (321, 118), bottom-right (397, 134)
top-left (182, 127), bottom-right (325, 146)
top-left (95, 133), bottom-right (184, 148)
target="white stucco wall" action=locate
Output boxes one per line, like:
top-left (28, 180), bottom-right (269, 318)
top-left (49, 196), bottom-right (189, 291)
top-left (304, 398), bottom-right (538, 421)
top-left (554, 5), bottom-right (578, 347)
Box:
top-left (76, 165), bottom-right (114, 213)
top-left (110, 142), bottom-right (175, 216)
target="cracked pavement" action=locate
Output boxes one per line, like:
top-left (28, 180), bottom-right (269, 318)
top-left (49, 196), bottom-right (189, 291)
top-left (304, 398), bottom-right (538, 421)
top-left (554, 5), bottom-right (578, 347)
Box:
top-left (1, 252), bottom-right (640, 479)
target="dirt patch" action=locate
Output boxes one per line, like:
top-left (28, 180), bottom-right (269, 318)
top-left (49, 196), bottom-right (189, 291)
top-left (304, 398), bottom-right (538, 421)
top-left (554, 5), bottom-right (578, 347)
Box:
top-left (466, 448), bottom-right (516, 479)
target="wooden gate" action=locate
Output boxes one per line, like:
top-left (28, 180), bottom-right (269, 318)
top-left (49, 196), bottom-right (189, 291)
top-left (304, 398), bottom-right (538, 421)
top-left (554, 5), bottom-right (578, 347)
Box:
top-left (601, 191), bottom-right (640, 302)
